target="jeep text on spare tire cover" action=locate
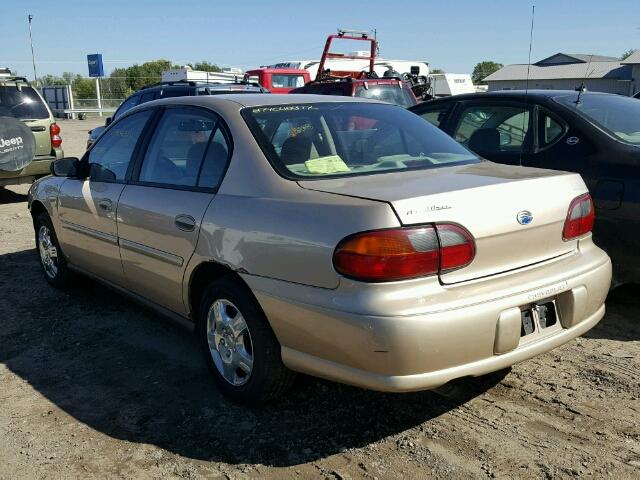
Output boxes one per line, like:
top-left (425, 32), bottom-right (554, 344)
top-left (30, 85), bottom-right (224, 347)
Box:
top-left (0, 116), bottom-right (36, 172)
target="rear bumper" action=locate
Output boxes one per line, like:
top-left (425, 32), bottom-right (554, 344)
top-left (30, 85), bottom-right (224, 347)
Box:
top-left (280, 304), bottom-right (604, 392)
top-left (0, 154), bottom-right (59, 186)
top-left (244, 240), bottom-right (611, 392)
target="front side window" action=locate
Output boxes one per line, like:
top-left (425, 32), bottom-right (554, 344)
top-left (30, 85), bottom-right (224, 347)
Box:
top-left (354, 84), bottom-right (416, 108)
top-left (556, 94), bottom-right (640, 144)
top-left (453, 104), bottom-right (532, 157)
top-left (138, 108), bottom-right (229, 188)
top-left (88, 110), bottom-right (152, 182)
top-left (0, 86), bottom-right (49, 120)
top-left (243, 102), bottom-right (477, 179)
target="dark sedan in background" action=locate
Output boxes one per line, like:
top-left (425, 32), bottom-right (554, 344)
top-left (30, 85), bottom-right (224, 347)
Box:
top-left (411, 91), bottom-right (640, 284)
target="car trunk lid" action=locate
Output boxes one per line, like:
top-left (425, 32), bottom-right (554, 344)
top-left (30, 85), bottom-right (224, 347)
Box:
top-left (299, 162), bottom-right (588, 284)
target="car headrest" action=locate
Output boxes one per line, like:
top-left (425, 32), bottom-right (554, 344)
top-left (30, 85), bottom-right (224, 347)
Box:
top-left (280, 136), bottom-right (312, 166)
top-left (468, 128), bottom-right (500, 156)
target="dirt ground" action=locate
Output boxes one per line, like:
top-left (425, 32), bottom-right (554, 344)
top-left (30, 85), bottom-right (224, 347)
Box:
top-left (1, 134), bottom-right (639, 478)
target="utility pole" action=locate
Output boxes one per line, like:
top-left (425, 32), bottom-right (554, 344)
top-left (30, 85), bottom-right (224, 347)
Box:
top-left (27, 14), bottom-right (38, 86)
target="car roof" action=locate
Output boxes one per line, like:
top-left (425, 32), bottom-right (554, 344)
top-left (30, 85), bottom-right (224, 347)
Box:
top-left (143, 93), bottom-right (385, 108)
top-left (139, 82), bottom-right (263, 91)
top-left (421, 89), bottom-right (623, 105)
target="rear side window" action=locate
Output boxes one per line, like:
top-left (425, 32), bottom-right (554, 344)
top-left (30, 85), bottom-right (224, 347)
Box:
top-left (0, 86), bottom-right (49, 120)
top-left (113, 95), bottom-right (140, 120)
top-left (138, 108), bottom-right (229, 189)
top-left (159, 87), bottom-right (189, 98)
top-left (88, 110), bottom-right (152, 182)
top-left (416, 104), bottom-right (452, 128)
top-left (539, 112), bottom-right (565, 147)
top-left (139, 92), bottom-right (156, 103)
top-left (453, 104), bottom-right (532, 156)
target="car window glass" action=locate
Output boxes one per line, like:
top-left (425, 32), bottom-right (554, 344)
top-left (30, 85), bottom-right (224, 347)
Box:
top-left (0, 85), bottom-right (49, 119)
top-left (418, 105), bottom-right (451, 127)
top-left (556, 94), bottom-right (640, 144)
top-left (198, 128), bottom-right (230, 188)
top-left (160, 87), bottom-right (189, 98)
top-left (271, 74), bottom-right (306, 89)
top-left (139, 92), bottom-right (156, 103)
top-left (114, 95), bottom-right (139, 120)
top-left (354, 85), bottom-right (416, 108)
top-left (88, 110), bottom-right (152, 182)
top-left (454, 104), bottom-right (531, 156)
top-left (540, 113), bottom-right (564, 147)
top-left (139, 109), bottom-right (216, 187)
top-left (243, 102), bottom-right (477, 178)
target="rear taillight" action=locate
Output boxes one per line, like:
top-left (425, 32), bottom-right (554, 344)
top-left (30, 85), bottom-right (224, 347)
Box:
top-left (333, 224), bottom-right (475, 282)
top-left (50, 123), bottom-right (62, 148)
top-left (563, 193), bottom-right (594, 240)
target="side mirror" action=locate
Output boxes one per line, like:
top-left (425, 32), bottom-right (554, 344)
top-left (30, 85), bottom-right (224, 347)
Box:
top-left (105, 116), bottom-right (113, 127)
top-left (50, 157), bottom-right (80, 177)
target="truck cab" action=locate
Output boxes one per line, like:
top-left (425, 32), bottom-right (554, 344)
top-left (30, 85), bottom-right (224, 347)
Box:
top-left (245, 68), bottom-right (310, 94)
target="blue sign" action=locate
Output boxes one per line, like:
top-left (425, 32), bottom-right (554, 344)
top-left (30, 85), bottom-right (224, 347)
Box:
top-left (87, 54), bottom-right (104, 78)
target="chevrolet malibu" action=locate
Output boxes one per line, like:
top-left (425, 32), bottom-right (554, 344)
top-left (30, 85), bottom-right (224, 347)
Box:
top-left (28, 94), bottom-right (612, 404)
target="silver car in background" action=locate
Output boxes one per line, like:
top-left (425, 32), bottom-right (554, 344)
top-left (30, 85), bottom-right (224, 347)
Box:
top-left (29, 94), bottom-right (611, 404)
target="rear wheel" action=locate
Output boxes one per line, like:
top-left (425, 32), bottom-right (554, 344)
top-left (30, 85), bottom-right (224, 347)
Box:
top-left (198, 277), bottom-right (296, 404)
top-left (35, 213), bottom-right (74, 288)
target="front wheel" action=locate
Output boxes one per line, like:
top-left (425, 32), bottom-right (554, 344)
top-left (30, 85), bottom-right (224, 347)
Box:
top-left (198, 277), bottom-right (296, 404)
top-left (35, 212), bottom-right (74, 288)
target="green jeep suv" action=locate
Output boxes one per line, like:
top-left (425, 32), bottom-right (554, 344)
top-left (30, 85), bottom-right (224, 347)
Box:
top-left (0, 71), bottom-right (63, 187)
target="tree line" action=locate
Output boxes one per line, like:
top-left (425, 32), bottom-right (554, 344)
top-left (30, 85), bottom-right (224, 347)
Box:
top-left (38, 60), bottom-right (222, 99)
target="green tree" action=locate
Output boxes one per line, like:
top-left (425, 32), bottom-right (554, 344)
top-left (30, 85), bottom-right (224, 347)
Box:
top-left (620, 49), bottom-right (637, 60)
top-left (107, 59), bottom-right (178, 93)
top-left (431, 68), bottom-right (445, 74)
top-left (72, 77), bottom-right (96, 99)
top-left (189, 61), bottom-right (222, 72)
top-left (472, 61), bottom-right (503, 84)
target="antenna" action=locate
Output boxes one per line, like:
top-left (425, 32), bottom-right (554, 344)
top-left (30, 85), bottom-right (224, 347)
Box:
top-left (521, 5), bottom-right (535, 167)
top-left (524, 5), bottom-right (535, 95)
top-left (575, 54), bottom-right (594, 104)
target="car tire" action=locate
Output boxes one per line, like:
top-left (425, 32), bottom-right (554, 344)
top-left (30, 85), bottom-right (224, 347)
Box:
top-left (35, 212), bottom-right (74, 289)
top-left (198, 276), bottom-right (296, 404)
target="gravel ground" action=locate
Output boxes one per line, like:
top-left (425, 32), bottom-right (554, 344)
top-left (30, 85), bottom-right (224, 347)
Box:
top-left (56, 118), bottom-right (104, 159)
top-left (1, 131), bottom-right (639, 478)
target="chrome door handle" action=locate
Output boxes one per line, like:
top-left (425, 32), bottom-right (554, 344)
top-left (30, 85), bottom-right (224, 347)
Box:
top-left (98, 198), bottom-right (113, 211)
top-left (175, 214), bottom-right (196, 232)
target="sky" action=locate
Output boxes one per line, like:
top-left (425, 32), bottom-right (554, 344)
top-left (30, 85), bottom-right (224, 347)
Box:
top-left (2, 0), bottom-right (639, 80)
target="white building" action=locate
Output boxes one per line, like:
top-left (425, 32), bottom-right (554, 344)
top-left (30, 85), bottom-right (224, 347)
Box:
top-left (485, 53), bottom-right (639, 96)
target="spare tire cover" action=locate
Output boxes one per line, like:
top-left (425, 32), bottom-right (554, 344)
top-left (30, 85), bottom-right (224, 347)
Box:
top-left (0, 116), bottom-right (37, 172)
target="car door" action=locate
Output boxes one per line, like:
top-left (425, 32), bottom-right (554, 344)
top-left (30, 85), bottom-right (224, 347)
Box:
top-left (116, 106), bottom-right (231, 314)
top-left (57, 110), bottom-right (154, 285)
top-left (450, 100), bottom-right (534, 165)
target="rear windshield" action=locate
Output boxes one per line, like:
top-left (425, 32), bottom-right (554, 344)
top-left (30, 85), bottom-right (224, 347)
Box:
top-left (354, 84), bottom-right (416, 108)
top-left (556, 94), bottom-right (640, 144)
top-left (0, 85), bottom-right (49, 120)
top-left (242, 102), bottom-right (478, 179)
